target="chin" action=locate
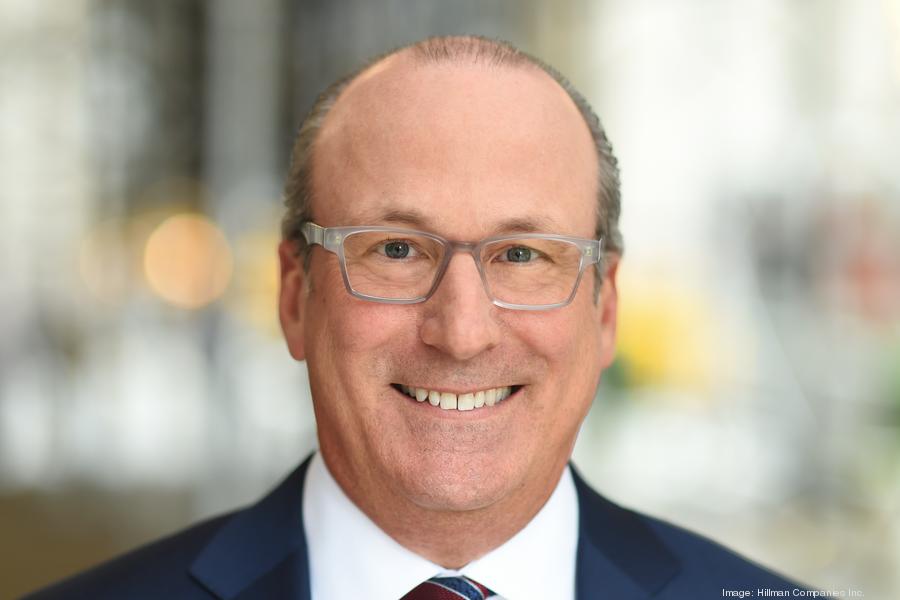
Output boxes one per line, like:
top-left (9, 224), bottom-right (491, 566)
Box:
top-left (391, 452), bottom-right (519, 513)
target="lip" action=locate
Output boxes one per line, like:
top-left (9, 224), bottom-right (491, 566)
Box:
top-left (390, 383), bottom-right (524, 415)
top-left (391, 383), bottom-right (524, 396)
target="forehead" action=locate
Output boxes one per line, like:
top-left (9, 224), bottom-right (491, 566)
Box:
top-left (312, 54), bottom-right (599, 237)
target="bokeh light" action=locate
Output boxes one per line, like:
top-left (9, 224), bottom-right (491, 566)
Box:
top-left (143, 214), bottom-right (233, 309)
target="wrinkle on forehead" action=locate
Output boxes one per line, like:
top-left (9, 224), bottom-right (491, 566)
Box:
top-left (346, 206), bottom-right (565, 237)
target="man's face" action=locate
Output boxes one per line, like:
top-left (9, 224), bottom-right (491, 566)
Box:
top-left (279, 55), bottom-right (618, 514)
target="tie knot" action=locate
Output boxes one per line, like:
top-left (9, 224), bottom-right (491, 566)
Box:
top-left (400, 575), bottom-right (498, 600)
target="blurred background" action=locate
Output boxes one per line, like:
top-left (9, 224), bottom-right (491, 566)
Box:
top-left (1, 0), bottom-right (899, 597)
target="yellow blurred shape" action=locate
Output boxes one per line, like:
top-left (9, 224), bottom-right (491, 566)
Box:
top-left (616, 273), bottom-right (718, 393)
top-left (143, 214), bottom-right (232, 309)
top-left (227, 230), bottom-right (281, 335)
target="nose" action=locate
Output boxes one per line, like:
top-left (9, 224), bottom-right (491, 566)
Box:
top-left (419, 252), bottom-right (501, 360)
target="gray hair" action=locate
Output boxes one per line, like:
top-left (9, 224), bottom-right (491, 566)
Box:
top-left (282, 35), bottom-right (623, 263)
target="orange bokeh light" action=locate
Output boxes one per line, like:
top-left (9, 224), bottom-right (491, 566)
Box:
top-left (143, 214), bottom-right (233, 309)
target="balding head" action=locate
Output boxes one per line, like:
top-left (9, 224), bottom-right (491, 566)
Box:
top-left (282, 36), bottom-right (622, 258)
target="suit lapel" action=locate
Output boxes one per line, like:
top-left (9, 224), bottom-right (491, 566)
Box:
top-left (231, 552), bottom-right (310, 600)
top-left (189, 457), bottom-right (313, 600)
top-left (572, 465), bottom-right (681, 599)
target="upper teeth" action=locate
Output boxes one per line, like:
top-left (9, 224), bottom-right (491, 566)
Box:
top-left (399, 385), bottom-right (513, 411)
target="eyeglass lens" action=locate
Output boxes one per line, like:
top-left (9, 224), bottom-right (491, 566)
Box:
top-left (340, 231), bottom-right (583, 305)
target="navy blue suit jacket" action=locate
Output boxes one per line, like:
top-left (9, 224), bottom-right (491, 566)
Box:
top-left (24, 457), bottom-right (804, 599)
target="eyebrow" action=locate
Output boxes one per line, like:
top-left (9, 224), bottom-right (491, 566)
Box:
top-left (373, 208), bottom-right (562, 235)
top-left (377, 209), bottom-right (431, 228)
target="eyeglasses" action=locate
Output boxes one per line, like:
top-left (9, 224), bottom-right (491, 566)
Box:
top-left (300, 222), bottom-right (604, 310)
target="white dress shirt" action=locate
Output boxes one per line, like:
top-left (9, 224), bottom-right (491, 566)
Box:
top-left (303, 451), bottom-right (579, 600)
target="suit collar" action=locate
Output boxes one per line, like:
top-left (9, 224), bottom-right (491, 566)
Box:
top-left (189, 457), bottom-right (313, 600)
top-left (572, 465), bottom-right (681, 599)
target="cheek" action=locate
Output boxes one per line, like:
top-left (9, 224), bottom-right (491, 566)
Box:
top-left (305, 278), bottom-right (411, 434)
top-left (511, 298), bottom-right (604, 418)
top-left (326, 302), bottom-right (415, 355)
top-left (307, 267), bottom-right (416, 359)
top-left (517, 303), bottom-right (602, 369)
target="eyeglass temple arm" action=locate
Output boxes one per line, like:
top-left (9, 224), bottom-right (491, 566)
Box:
top-left (584, 238), bottom-right (608, 276)
top-left (301, 222), bottom-right (325, 246)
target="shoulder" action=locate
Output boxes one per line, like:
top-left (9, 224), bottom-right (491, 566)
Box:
top-left (641, 510), bottom-right (802, 592)
top-left (21, 512), bottom-right (236, 600)
top-left (571, 466), bottom-right (809, 597)
top-left (22, 458), bottom-right (313, 600)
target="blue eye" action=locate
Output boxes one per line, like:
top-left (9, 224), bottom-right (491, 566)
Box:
top-left (505, 246), bottom-right (532, 262)
top-left (383, 241), bottom-right (410, 258)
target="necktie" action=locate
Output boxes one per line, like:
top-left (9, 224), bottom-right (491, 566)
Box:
top-left (400, 575), bottom-right (498, 600)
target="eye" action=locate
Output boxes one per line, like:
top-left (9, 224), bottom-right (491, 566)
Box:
top-left (378, 240), bottom-right (418, 259)
top-left (503, 246), bottom-right (533, 263)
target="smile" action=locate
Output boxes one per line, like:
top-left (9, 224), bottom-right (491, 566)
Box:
top-left (391, 384), bottom-right (522, 411)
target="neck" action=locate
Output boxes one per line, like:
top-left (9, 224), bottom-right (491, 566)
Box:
top-left (321, 451), bottom-right (570, 568)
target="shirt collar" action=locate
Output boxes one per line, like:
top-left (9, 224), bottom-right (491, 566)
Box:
top-left (303, 451), bottom-right (578, 600)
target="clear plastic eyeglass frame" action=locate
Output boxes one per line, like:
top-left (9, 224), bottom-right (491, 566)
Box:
top-left (300, 221), bottom-right (605, 311)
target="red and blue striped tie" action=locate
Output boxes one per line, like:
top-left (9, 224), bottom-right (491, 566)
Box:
top-left (400, 575), bottom-right (498, 599)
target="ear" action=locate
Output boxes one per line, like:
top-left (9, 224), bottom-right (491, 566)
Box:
top-left (278, 240), bottom-right (307, 361)
top-left (596, 255), bottom-right (620, 370)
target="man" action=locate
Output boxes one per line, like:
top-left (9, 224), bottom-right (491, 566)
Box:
top-left (26, 36), bottom-right (805, 599)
